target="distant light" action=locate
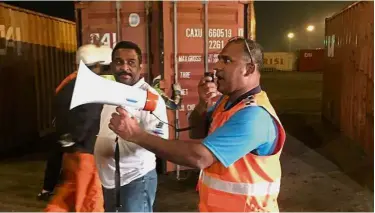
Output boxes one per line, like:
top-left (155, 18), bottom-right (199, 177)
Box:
top-left (306, 25), bottom-right (315, 32)
top-left (287, 32), bottom-right (295, 39)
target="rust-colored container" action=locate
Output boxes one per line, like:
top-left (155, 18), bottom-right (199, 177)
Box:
top-left (298, 49), bottom-right (325, 72)
top-left (75, 1), bottom-right (250, 173)
top-left (163, 1), bottom-right (246, 173)
top-left (0, 3), bottom-right (77, 154)
top-left (323, 1), bottom-right (374, 161)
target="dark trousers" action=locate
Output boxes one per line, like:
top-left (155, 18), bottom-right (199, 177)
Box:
top-left (102, 169), bottom-right (158, 212)
top-left (42, 146), bottom-right (63, 192)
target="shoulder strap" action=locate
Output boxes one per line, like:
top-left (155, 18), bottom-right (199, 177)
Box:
top-left (115, 137), bottom-right (122, 212)
top-left (207, 95), bottom-right (225, 126)
top-left (224, 85), bottom-right (261, 111)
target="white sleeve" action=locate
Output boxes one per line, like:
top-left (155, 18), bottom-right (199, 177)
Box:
top-left (141, 93), bottom-right (169, 140)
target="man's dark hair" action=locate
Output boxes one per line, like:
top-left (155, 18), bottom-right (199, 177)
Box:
top-left (229, 38), bottom-right (264, 70)
top-left (112, 41), bottom-right (143, 65)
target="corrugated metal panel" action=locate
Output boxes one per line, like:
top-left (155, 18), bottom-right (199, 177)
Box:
top-left (0, 3), bottom-right (77, 152)
top-left (263, 52), bottom-right (297, 71)
top-left (323, 1), bottom-right (374, 160)
top-left (75, 1), bottom-right (151, 80)
top-left (298, 49), bottom-right (325, 72)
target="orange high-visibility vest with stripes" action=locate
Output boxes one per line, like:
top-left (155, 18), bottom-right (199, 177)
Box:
top-left (197, 90), bottom-right (286, 212)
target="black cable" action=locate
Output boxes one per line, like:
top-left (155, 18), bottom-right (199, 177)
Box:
top-left (150, 111), bottom-right (192, 132)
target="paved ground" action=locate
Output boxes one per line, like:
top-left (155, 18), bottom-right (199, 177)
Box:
top-left (153, 133), bottom-right (374, 212)
top-left (0, 133), bottom-right (372, 212)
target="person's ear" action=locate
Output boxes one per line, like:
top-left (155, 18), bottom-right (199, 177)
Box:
top-left (244, 63), bottom-right (255, 76)
top-left (139, 64), bottom-right (144, 74)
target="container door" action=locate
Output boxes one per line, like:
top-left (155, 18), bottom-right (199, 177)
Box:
top-left (75, 1), bottom-right (151, 80)
top-left (163, 1), bottom-right (245, 173)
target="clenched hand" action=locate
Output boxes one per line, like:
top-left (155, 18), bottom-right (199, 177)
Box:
top-left (108, 107), bottom-right (144, 142)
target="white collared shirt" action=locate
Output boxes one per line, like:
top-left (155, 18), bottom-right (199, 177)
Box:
top-left (94, 78), bottom-right (169, 189)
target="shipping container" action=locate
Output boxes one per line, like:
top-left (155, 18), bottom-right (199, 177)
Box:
top-left (262, 52), bottom-right (297, 71)
top-left (0, 3), bottom-right (77, 154)
top-left (75, 1), bottom-right (251, 173)
top-left (297, 49), bottom-right (325, 72)
top-left (322, 1), bottom-right (374, 161)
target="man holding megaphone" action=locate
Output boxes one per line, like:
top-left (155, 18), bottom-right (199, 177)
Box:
top-left (93, 41), bottom-right (169, 212)
top-left (108, 37), bottom-right (286, 212)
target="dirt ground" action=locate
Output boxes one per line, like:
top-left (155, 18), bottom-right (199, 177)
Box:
top-left (0, 71), bottom-right (373, 212)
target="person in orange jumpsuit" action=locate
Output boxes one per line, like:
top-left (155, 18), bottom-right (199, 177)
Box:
top-left (44, 44), bottom-right (113, 212)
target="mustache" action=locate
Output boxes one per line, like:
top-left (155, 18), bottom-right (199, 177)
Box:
top-left (215, 69), bottom-right (224, 79)
top-left (115, 70), bottom-right (132, 77)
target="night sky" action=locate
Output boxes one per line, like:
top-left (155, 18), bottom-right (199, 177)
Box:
top-left (5, 1), bottom-right (353, 52)
top-left (254, 1), bottom-right (354, 51)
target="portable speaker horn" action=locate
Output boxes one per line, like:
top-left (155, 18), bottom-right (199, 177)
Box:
top-left (70, 60), bottom-right (158, 111)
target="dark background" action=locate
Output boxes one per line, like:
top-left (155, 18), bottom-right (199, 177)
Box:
top-left (5, 1), bottom-right (354, 51)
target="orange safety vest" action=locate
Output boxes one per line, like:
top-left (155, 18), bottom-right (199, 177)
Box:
top-left (55, 71), bottom-right (78, 94)
top-left (197, 90), bottom-right (286, 212)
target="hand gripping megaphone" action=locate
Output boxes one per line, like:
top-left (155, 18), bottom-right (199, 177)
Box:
top-left (70, 61), bottom-right (159, 111)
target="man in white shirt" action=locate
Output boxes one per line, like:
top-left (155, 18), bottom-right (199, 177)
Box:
top-left (94, 41), bottom-right (169, 212)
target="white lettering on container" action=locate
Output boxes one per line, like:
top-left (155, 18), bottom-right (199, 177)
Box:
top-left (238, 28), bottom-right (244, 37)
top-left (180, 72), bottom-right (191, 79)
top-left (90, 33), bottom-right (117, 48)
top-left (186, 28), bottom-right (202, 38)
top-left (208, 29), bottom-right (232, 38)
top-left (185, 28), bottom-right (232, 38)
top-left (208, 54), bottom-right (219, 63)
top-left (181, 89), bottom-right (189, 96)
top-left (178, 55), bottom-right (202, 62)
top-left (0, 25), bottom-right (22, 56)
top-left (179, 104), bottom-right (196, 112)
top-left (209, 40), bottom-right (224, 50)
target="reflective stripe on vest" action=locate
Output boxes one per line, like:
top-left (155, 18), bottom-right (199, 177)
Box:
top-left (198, 91), bottom-right (285, 212)
top-left (201, 172), bottom-right (280, 196)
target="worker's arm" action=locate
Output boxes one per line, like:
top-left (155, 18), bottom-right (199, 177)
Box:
top-left (188, 76), bottom-right (218, 139)
top-left (188, 102), bottom-right (209, 139)
top-left (132, 132), bottom-right (214, 169)
top-left (109, 106), bottom-right (278, 169)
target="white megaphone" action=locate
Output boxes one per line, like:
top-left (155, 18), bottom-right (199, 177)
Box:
top-left (70, 60), bottom-right (158, 111)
